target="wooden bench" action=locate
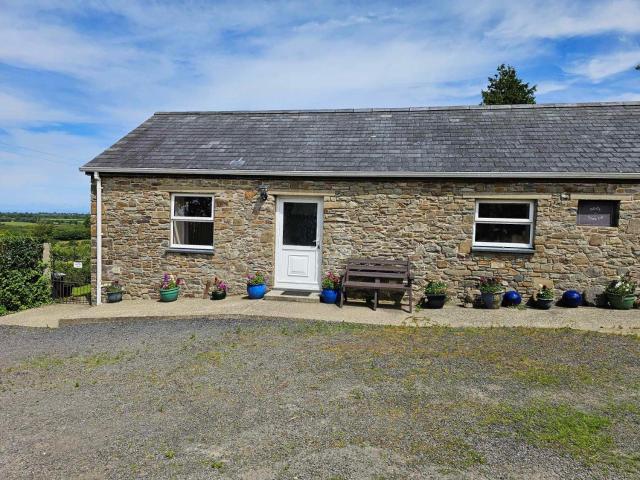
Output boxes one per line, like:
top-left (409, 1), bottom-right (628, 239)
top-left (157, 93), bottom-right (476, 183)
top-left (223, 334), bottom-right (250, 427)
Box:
top-left (339, 258), bottom-right (414, 312)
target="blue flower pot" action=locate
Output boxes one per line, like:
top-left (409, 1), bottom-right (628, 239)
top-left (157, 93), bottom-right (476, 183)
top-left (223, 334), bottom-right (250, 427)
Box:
top-left (321, 288), bottom-right (339, 304)
top-left (503, 290), bottom-right (522, 307)
top-left (562, 290), bottom-right (582, 308)
top-left (247, 283), bottom-right (267, 299)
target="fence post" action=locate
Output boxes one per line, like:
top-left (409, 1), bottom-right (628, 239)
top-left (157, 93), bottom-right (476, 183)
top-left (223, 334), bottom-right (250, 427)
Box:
top-left (43, 242), bottom-right (51, 278)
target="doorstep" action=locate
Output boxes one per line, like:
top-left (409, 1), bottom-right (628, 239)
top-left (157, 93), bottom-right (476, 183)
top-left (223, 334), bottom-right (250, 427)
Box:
top-left (264, 289), bottom-right (321, 304)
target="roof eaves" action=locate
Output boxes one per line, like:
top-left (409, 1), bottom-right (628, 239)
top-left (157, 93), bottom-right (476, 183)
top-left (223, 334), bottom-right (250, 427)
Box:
top-left (78, 166), bottom-right (640, 179)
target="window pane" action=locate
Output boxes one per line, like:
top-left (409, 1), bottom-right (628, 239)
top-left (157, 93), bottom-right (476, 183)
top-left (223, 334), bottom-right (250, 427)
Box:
top-left (173, 196), bottom-right (212, 218)
top-left (475, 223), bottom-right (531, 245)
top-left (478, 202), bottom-right (530, 219)
top-left (283, 202), bottom-right (317, 246)
top-left (172, 221), bottom-right (213, 247)
top-left (577, 201), bottom-right (618, 227)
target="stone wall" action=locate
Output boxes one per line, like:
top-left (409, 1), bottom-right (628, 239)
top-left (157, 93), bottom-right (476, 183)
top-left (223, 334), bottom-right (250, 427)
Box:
top-left (90, 175), bottom-right (640, 303)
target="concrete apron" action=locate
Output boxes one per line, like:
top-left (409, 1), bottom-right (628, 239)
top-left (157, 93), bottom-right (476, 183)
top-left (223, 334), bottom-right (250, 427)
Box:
top-left (1, 296), bottom-right (639, 336)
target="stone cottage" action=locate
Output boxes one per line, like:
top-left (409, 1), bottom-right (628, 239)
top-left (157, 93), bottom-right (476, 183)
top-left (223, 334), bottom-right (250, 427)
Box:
top-left (80, 102), bottom-right (640, 305)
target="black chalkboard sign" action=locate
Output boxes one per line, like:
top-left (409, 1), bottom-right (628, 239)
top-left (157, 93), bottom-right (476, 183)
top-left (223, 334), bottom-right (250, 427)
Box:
top-left (577, 200), bottom-right (618, 227)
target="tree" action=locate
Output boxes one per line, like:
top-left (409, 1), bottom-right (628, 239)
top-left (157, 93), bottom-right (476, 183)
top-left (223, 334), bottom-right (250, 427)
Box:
top-left (33, 222), bottom-right (54, 242)
top-left (481, 64), bottom-right (537, 105)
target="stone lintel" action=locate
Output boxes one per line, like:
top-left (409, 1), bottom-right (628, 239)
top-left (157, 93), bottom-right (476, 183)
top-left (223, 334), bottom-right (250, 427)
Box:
top-left (462, 193), bottom-right (553, 200)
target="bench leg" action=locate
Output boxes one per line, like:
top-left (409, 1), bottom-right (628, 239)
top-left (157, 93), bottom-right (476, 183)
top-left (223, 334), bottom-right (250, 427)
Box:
top-left (373, 289), bottom-right (378, 311)
top-left (408, 288), bottom-right (413, 313)
top-left (339, 287), bottom-right (345, 308)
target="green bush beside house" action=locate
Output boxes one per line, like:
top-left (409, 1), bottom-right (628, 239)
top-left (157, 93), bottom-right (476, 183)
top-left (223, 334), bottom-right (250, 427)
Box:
top-left (0, 236), bottom-right (50, 313)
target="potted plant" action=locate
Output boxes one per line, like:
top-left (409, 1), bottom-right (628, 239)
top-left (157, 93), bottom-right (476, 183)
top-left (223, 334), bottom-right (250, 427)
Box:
top-left (535, 285), bottom-right (555, 310)
top-left (246, 272), bottom-right (267, 299)
top-left (210, 277), bottom-right (228, 301)
top-left (479, 276), bottom-right (504, 309)
top-left (605, 274), bottom-right (637, 310)
top-left (423, 280), bottom-right (447, 309)
top-left (321, 272), bottom-right (341, 304)
top-left (106, 280), bottom-right (124, 303)
top-left (159, 273), bottom-right (184, 302)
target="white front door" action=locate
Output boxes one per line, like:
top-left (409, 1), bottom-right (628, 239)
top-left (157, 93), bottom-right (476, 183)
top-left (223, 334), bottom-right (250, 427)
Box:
top-left (274, 197), bottom-right (323, 291)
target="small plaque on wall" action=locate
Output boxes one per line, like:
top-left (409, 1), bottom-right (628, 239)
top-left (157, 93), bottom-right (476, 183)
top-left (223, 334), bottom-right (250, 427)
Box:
top-left (577, 200), bottom-right (618, 227)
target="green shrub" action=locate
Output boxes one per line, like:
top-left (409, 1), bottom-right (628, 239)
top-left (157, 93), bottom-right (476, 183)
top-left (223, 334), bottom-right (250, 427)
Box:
top-left (0, 267), bottom-right (50, 311)
top-left (0, 236), bottom-right (43, 272)
top-left (0, 236), bottom-right (50, 312)
top-left (51, 224), bottom-right (90, 241)
top-left (0, 305), bottom-right (7, 316)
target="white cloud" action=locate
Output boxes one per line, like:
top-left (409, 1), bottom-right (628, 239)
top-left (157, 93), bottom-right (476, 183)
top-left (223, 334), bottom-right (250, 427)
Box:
top-left (0, 0), bottom-right (639, 211)
top-left (0, 91), bottom-right (82, 126)
top-left (567, 49), bottom-right (640, 81)
top-left (0, 128), bottom-right (106, 212)
top-left (488, 0), bottom-right (640, 40)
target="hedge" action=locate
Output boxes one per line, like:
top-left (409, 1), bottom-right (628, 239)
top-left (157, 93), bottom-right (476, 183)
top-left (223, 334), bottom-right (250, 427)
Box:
top-left (0, 236), bottom-right (50, 312)
top-left (0, 236), bottom-right (43, 272)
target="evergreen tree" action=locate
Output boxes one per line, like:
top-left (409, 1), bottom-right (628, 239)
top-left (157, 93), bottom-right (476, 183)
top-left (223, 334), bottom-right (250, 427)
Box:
top-left (481, 64), bottom-right (536, 105)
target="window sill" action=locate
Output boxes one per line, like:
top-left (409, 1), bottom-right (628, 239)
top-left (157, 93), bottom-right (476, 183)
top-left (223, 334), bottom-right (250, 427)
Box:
top-left (166, 247), bottom-right (215, 255)
top-left (472, 246), bottom-right (535, 255)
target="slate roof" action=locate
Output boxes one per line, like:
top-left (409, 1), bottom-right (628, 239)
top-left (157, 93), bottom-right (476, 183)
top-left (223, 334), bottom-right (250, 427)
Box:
top-left (81, 102), bottom-right (640, 178)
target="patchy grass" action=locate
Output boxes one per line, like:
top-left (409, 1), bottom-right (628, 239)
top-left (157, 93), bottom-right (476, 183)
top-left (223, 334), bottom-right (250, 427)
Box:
top-left (22, 355), bottom-right (66, 370)
top-left (485, 401), bottom-right (639, 473)
top-left (80, 351), bottom-right (128, 368)
top-left (195, 350), bottom-right (224, 364)
top-left (409, 436), bottom-right (486, 470)
top-left (1, 320), bottom-right (638, 479)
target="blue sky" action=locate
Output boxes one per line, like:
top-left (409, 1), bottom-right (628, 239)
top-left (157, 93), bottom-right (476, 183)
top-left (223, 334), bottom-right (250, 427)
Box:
top-left (1, 0), bottom-right (639, 213)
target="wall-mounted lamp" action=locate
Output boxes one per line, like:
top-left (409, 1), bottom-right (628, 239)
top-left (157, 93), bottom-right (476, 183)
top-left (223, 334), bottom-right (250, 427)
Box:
top-left (258, 184), bottom-right (269, 201)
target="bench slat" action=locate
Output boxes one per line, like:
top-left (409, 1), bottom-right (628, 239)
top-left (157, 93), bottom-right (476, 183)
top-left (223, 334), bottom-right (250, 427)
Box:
top-left (343, 281), bottom-right (409, 290)
top-left (347, 265), bottom-right (409, 273)
top-left (347, 258), bottom-right (409, 266)
top-left (346, 271), bottom-right (406, 279)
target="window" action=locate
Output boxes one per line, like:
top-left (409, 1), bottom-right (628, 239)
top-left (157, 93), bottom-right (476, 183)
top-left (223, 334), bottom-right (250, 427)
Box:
top-left (473, 200), bottom-right (535, 250)
top-left (170, 194), bottom-right (214, 250)
top-left (577, 200), bottom-right (619, 227)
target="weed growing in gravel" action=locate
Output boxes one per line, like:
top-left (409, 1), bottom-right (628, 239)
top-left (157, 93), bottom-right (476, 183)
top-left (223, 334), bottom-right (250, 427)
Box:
top-left (409, 436), bottom-right (485, 470)
top-left (485, 402), bottom-right (620, 467)
top-left (81, 351), bottom-right (127, 368)
top-left (195, 350), bottom-right (224, 364)
top-left (164, 449), bottom-right (175, 459)
top-left (22, 355), bottom-right (65, 369)
top-left (208, 459), bottom-right (224, 470)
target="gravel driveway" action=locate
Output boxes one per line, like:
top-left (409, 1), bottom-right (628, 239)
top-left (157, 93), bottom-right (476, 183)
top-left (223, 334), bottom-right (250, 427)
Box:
top-left (1, 318), bottom-right (639, 479)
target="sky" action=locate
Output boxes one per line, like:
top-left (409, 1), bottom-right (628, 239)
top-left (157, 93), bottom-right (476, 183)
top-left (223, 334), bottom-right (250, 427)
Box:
top-left (1, 0), bottom-right (639, 213)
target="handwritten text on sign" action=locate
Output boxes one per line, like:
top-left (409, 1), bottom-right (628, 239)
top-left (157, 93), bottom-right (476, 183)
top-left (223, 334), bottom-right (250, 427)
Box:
top-left (577, 201), bottom-right (616, 227)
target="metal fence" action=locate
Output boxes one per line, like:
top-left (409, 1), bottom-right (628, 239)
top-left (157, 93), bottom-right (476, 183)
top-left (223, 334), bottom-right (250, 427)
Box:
top-left (50, 242), bottom-right (91, 305)
top-left (51, 273), bottom-right (91, 305)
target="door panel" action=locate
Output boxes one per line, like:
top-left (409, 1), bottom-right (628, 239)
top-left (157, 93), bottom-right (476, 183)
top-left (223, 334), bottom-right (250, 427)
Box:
top-left (275, 197), bottom-right (323, 290)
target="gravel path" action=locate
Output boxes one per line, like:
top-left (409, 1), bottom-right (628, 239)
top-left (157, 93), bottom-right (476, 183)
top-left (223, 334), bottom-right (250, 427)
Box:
top-left (1, 318), bottom-right (638, 479)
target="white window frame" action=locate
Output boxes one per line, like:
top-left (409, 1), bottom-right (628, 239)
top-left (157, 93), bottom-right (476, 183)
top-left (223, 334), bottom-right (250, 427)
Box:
top-left (170, 193), bottom-right (215, 250)
top-left (472, 199), bottom-right (535, 250)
